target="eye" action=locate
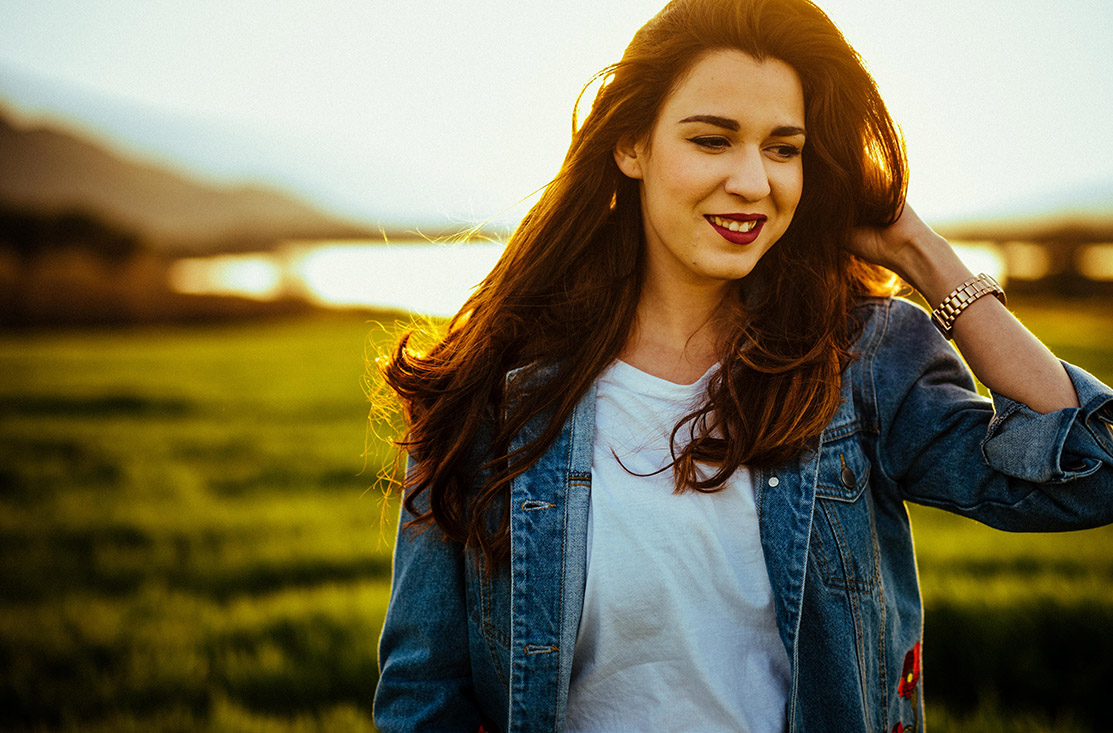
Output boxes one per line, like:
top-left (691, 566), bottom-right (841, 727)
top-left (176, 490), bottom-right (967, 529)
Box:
top-left (687, 135), bottom-right (731, 151)
top-left (767, 144), bottom-right (803, 160)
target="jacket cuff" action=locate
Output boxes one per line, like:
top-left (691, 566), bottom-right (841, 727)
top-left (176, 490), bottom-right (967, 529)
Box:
top-left (982, 362), bottom-right (1113, 484)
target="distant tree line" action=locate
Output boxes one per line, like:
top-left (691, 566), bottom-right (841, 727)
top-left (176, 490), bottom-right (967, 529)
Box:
top-left (0, 204), bottom-right (144, 263)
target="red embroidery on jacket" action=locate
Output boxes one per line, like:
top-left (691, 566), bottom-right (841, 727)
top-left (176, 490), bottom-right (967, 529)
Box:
top-left (892, 640), bottom-right (923, 732)
top-left (898, 641), bottom-right (922, 699)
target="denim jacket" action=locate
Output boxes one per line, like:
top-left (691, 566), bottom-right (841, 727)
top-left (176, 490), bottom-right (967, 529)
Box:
top-left (374, 298), bottom-right (1113, 732)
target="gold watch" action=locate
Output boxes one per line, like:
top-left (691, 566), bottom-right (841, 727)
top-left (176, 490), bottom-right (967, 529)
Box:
top-left (930, 273), bottom-right (1006, 339)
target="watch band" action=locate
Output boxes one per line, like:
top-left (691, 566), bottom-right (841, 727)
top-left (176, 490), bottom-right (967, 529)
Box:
top-left (931, 273), bottom-right (1006, 339)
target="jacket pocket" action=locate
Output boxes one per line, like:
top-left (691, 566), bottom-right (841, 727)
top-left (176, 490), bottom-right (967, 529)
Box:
top-left (811, 432), bottom-right (879, 593)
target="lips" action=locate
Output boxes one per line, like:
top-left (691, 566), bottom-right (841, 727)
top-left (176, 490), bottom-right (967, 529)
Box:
top-left (706, 214), bottom-right (766, 244)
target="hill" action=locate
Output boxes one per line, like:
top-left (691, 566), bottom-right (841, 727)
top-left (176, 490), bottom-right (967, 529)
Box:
top-left (0, 111), bottom-right (377, 253)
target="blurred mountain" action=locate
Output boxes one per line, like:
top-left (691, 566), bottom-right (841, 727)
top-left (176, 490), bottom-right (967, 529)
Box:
top-left (934, 180), bottom-right (1113, 243)
top-left (0, 110), bottom-right (378, 253)
top-left (0, 63), bottom-right (310, 196)
top-left (0, 63), bottom-right (502, 239)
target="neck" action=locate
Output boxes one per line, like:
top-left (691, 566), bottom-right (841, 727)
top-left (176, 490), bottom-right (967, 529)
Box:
top-left (620, 273), bottom-right (733, 385)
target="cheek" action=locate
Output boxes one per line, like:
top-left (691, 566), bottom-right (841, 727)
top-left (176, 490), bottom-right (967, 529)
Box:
top-left (773, 164), bottom-right (804, 214)
top-left (650, 151), bottom-right (715, 200)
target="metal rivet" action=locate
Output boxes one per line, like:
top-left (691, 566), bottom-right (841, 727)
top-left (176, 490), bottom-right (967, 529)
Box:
top-left (840, 454), bottom-right (855, 488)
top-left (768, 476), bottom-right (779, 487)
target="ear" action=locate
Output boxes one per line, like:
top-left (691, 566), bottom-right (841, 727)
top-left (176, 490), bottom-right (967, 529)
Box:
top-left (613, 136), bottom-right (645, 180)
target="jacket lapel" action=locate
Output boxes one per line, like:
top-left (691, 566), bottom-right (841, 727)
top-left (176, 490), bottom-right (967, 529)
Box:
top-left (506, 380), bottom-right (595, 732)
top-left (756, 445), bottom-right (820, 730)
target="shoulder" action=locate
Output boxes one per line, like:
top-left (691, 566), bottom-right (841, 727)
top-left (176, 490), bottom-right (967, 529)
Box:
top-left (844, 296), bottom-right (979, 421)
top-left (843, 295), bottom-right (977, 406)
top-left (848, 295), bottom-right (933, 332)
top-left (847, 296), bottom-right (944, 360)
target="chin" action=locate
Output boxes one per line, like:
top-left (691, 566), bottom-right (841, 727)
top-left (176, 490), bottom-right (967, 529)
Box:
top-left (709, 256), bottom-right (765, 282)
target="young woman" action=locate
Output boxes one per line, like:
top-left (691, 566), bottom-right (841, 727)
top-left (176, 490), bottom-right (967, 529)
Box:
top-left (372, 0), bottom-right (1113, 730)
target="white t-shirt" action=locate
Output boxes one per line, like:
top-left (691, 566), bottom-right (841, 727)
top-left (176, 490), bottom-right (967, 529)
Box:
top-left (565, 360), bottom-right (790, 732)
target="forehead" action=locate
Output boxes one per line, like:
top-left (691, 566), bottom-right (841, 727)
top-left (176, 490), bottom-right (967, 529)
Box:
top-left (659, 49), bottom-right (805, 126)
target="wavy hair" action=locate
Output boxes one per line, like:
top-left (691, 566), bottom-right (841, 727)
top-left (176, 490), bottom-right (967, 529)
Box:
top-left (380, 0), bottom-right (905, 569)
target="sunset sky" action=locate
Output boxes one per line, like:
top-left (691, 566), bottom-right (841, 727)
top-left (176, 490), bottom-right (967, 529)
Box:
top-left (1, 0), bottom-right (1111, 228)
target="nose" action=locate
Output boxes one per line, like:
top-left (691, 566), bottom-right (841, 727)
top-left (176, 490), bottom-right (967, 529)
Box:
top-left (724, 146), bottom-right (772, 201)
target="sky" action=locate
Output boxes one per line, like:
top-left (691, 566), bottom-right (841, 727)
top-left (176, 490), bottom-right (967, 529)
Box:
top-left (1, 0), bottom-right (1112, 228)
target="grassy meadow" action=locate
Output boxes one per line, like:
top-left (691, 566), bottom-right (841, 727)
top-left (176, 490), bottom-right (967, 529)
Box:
top-left (0, 297), bottom-right (1111, 731)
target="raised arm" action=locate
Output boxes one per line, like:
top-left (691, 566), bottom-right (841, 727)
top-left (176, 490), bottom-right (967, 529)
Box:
top-left (848, 205), bottom-right (1079, 414)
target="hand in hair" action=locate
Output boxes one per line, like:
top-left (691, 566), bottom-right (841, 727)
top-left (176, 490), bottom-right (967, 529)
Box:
top-left (845, 204), bottom-right (940, 290)
top-left (848, 204), bottom-right (1078, 414)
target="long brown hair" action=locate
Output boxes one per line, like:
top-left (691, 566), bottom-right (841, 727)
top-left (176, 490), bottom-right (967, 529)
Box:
top-left (380, 0), bottom-right (905, 568)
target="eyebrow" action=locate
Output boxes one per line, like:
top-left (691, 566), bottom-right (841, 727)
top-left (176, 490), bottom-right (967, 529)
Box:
top-left (678, 114), bottom-right (805, 137)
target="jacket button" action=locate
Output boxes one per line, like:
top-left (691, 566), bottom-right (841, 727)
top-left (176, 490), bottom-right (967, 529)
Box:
top-left (841, 465), bottom-right (856, 488)
top-left (768, 476), bottom-right (779, 487)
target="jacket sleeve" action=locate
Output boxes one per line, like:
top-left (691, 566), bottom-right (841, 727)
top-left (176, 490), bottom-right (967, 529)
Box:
top-left (870, 299), bottom-right (1113, 531)
top-left (373, 477), bottom-right (484, 732)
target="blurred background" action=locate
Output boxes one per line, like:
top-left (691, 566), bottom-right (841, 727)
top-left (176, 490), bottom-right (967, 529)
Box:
top-left (1, 0), bottom-right (1111, 730)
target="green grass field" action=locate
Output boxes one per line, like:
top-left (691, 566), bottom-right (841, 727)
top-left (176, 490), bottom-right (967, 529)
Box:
top-left (0, 298), bottom-right (1110, 731)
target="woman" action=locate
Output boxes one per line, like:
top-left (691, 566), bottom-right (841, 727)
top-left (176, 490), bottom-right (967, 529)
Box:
top-left (373, 0), bottom-right (1113, 730)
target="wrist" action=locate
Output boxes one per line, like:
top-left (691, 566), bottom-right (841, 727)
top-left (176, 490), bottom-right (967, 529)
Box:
top-left (930, 273), bottom-right (1007, 339)
top-left (893, 232), bottom-right (973, 305)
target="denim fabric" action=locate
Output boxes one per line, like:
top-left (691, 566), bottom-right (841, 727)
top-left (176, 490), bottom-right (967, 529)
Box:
top-left (374, 298), bottom-right (1113, 733)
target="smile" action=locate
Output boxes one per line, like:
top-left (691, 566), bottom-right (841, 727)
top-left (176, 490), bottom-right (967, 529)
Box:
top-left (705, 214), bottom-right (766, 245)
top-left (707, 214), bottom-right (762, 233)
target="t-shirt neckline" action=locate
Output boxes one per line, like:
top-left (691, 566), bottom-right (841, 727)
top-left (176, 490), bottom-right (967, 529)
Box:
top-left (605, 359), bottom-right (719, 397)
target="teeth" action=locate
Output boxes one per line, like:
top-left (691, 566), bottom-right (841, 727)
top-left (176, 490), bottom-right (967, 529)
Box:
top-left (710, 215), bottom-right (758, 232)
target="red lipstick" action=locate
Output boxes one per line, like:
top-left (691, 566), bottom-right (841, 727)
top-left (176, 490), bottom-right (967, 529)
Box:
top-left (705, 214), bottom-right (766, 245)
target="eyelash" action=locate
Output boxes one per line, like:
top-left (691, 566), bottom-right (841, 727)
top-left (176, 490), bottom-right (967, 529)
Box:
top-left (769, 144), bottom-right (802, 159)
top-left (688, 136), bottom-right (730, 150)
top-left (686, 137), bottom-right (803, 159)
